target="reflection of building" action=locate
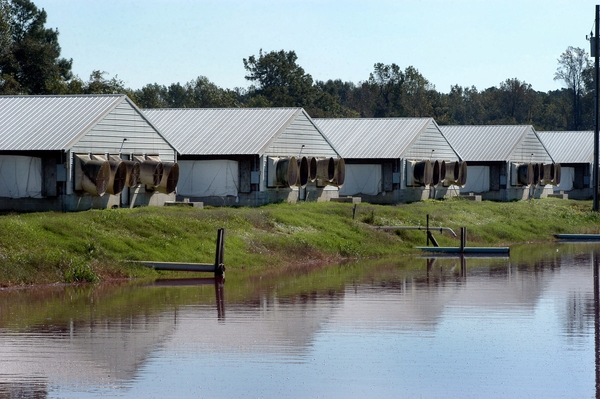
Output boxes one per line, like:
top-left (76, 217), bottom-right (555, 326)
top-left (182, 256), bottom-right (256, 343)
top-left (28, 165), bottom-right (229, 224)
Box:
top-left (327, 261), bottom-right (549, 331)
top-left (0, 247), bottom-right (597, 396)
top-left (165, 291), bottom-right (344, 354)
top-left (537, 249), bottom-right (596, 339)
top-left (0, 312), bottom-right (177, 387)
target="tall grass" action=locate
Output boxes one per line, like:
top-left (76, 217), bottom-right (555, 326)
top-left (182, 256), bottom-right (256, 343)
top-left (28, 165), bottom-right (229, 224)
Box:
top-left (0, 198), bottom-right (598, 287)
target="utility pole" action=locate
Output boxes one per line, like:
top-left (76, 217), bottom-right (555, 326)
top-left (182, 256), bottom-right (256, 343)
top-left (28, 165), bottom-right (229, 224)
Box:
top-left (593, 5), bottom-right (600, 211)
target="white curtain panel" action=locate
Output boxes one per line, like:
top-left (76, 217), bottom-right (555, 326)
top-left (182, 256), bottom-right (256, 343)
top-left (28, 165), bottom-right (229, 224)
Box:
top-left (339, 164), bottom-right (382, 196)
top-left (0, 155), bottom-right (43, 198)
top-left (555, 167), bottom-right (573, 191)
top-left (177, 160), bottom-right (239, 197)
top-left (460, 165), bottom-right (489, 194)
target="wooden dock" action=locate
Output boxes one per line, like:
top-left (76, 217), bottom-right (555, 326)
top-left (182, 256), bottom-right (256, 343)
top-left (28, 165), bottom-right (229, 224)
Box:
top-left (415, 246), bottom-right (510, 255)
top-left (554, 234), bottom-right (600, 241)
top-left (140, 261), bottom-right (218, 272)
top-left (415, 226), bottom-right (510, 256)
top-left (135, 228), bottom-right (225, 275)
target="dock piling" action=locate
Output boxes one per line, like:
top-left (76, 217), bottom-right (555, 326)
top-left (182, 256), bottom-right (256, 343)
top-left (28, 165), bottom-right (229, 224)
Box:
top-left (137, 228), bottom-right (226, 276)
top-left (214, 228), bottom-right (225, 276)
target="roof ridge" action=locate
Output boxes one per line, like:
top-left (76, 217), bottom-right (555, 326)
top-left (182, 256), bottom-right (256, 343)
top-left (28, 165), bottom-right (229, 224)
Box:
top-left (315, 117), bottom-right (431, 121)
top-left (0, 94), bottom-right (124, 98)
top-left (143, 107), bottom-right (301, 111)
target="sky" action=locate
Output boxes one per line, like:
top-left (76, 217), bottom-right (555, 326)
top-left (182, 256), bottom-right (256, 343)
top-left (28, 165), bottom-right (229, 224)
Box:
top-left (34, 0), bottom-right (600, 94)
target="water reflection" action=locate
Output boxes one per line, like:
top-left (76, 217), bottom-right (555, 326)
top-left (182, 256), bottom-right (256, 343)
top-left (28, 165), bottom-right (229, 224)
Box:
top-left (594, 252), bottom-right (600, 398)
top-left (0, 244), bottom-right (598, 398)
top-left (151, 276), bottom-right (226, 320)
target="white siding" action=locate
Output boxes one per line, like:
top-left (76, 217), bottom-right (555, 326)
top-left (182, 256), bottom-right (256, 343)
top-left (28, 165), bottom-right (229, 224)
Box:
top-left (403, 122), bottom-right (459, 161)
top-left (265, 112), bottom-right (338, 158)
top-left (72, 101), bottom-right (176, 162)
top-left (510, 129), bottom-right (553, 163)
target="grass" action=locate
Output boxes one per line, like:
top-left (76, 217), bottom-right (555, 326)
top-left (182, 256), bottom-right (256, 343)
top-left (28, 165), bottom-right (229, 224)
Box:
top-left (0, 197), bottom-right (599, 287)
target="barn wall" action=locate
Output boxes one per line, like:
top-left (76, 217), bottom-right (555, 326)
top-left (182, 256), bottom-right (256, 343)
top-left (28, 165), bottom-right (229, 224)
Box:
top-left (71, 100), bottom-right (175, 161)
top-left (510, 129), bottom-right (553, 163)
top-left (265, 112), bottom-right (338, 159)
top-left (403, 122), bottom-right (460, 161)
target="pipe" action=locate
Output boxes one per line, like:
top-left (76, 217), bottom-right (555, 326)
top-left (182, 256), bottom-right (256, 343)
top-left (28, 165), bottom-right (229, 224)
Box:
top-left (156, 162), bottom-right (179, 194)
top-left (307, 156), bottom-right (318, 182)
top-left (595, 4), bottom-right (599, 211)
top-left (431, 160), bottom-right (441, 187)
top-left (296, 156), bottom-right (309, 188)
top-left (275, 156), bottom-right (299, 188)
top-left (106, 158), bottom-right (127, 195)
top-left (373, 225), bottom-right (457, 237)
top-left (333, 158), bottom-right (346, 187)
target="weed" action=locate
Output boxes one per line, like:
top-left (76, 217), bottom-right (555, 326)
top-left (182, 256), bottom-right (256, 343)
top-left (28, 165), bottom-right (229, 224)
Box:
top-left (0, 199), bottom-right (599, 286)
top-left (64, 262), bottom-right (99, 283)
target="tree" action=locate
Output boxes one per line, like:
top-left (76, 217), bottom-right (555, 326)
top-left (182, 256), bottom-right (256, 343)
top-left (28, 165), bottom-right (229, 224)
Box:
top-left (367, 62), bottom-right (404, 117)
top-left (185, 76), bottom-right (239, 108)
top-left (401, 65), bottom-right (435, 117)
top-left (132, 83), bottom-right (168, 108)
top-left (0, 0), bottom-right (18, 93)
top-left (554, 46), bottom-right (592, 129)
top-left (497, 78), bottom-right (538, 124)
top-left (243, 49), bottom-right (315, 107)
top-left (84, 70), bottom-right (126, 94)
top-left (0, 0), bottom-right (72, 94)
top-left (0, 1), bottom-right (10, 58)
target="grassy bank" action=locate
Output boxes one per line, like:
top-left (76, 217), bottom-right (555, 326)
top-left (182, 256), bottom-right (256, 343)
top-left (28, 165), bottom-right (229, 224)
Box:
top-left (0, 197), bottom-right (599, 287)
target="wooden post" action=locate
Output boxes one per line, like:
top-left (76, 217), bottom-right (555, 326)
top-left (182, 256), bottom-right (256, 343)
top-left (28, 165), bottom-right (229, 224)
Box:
top-left (215, 274), bottom-right (225, 320)
top-left (426, 258), bottom-right (436, 284)
top-left (460, 227), bottom-right (467, 252)
top-left (426, 214), bottom-right (430, 246)
top-left (594, 251), bottom-right (600, 394)
top-left (214, 228), bottom-right (225, 276)
top-left (594, 5), bottom-right (600, 211)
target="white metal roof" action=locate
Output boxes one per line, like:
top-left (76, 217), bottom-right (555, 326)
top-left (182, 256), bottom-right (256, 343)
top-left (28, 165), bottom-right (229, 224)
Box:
top-left (440, 125), bottom-right (549, 162)
top-left (537, 131), bottom-right (594, 164)
top-left (0, 95), bottom-right (130, 151)
top-left (313, 118), bottom-right (440, 159)
top-left (143, 107), bottom-right (312, 156)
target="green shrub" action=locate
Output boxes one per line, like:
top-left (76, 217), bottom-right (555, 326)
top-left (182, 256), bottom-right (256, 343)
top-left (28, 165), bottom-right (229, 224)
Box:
top-left (64, 262), bottom-right (99, 283)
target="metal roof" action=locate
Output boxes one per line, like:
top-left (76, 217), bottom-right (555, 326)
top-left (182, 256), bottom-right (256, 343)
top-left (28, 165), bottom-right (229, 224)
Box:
top-left (143, 108), bottom-right (305, 156)
top-left (440, 125), bottom-right (538, 162)
top-left (0, 95), bottom-right (127, 151)
top-left (537, 131), bottom-right (594, 164)
top-left (313, 118), bottom-right (435, 159)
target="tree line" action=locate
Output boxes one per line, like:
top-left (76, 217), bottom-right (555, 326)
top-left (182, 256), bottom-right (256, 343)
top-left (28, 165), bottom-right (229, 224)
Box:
top-left (0, 0), bottom-right (594, 131)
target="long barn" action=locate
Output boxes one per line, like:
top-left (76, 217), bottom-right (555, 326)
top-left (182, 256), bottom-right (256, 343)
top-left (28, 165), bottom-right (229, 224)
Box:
top-left (0, 95), bottom-right (178, 212)
top-left (537, 131), bottom-right (593, 199)
top-left (143, 107), bottom-right (343, 206)
top-left (440, 125), bottom-right (556, 201)
top-left (314, 118), bottom-right (462, 204)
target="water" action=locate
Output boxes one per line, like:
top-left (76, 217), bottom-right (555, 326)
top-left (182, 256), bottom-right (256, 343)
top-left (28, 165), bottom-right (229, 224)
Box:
top-left (0, 243), bottom-right (598, 398)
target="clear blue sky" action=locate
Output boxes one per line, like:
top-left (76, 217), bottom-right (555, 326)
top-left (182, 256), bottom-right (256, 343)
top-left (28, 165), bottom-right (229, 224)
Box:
top-left (36, 0), bottom-right (598, 93)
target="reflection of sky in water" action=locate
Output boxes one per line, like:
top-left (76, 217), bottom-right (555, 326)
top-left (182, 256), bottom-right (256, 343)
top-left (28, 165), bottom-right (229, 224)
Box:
top-left (0, 245), bottom-right (597, 398)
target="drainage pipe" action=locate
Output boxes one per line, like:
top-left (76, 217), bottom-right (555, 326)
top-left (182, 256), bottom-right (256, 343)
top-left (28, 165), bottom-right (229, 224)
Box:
top-left (373, 225), bottom-right (457, 237)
